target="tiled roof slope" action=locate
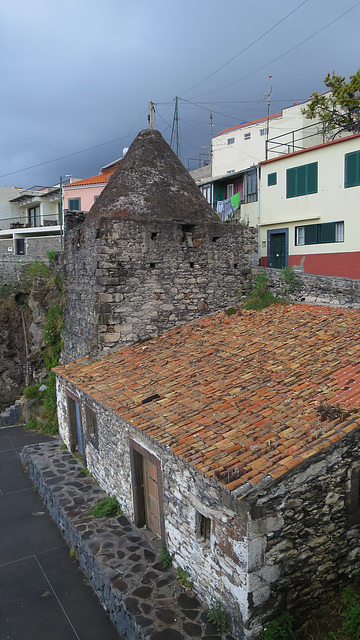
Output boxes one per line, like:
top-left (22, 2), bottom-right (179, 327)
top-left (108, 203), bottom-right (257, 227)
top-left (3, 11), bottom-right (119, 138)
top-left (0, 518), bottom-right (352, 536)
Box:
top-left (65, 168), bottom-right (116, 187)
top-left (55, 304), bottom-right (360, 494)
top-left (86, 129), bottom-right (219, 224)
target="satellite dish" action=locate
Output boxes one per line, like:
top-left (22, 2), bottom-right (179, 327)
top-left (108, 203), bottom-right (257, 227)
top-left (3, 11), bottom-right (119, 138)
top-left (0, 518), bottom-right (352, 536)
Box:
top-left (123, 147), bottom-right (129, 157)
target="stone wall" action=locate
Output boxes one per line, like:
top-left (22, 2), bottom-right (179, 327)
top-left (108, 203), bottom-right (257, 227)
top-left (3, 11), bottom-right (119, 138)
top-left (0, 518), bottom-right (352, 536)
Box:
top-left (0, 235), bottom-right (61, 284)
top-left (56, 373), bottom-right (360, 638)
top-left (245, 426), bottom-right (360, 631)
top-left (62, 217), bottom-right (258, 363)
top-left (56, 376), bottom-right (255, 638)
top-left (261, 267), bottom-right (360, 308)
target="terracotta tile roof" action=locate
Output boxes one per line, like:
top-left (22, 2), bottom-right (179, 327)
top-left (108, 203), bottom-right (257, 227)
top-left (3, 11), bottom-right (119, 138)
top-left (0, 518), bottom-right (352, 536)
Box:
top-left (217, 112), bottom-right (282, 136)
top-left (55, 304), bottom-right (360, 494)
top-left (65, 168), bottom-right (116, 188)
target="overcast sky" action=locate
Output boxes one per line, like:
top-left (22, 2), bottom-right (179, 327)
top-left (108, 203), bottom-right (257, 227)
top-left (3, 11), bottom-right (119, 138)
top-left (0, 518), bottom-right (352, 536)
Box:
top-left (0, 0), bottom-right (359, 188)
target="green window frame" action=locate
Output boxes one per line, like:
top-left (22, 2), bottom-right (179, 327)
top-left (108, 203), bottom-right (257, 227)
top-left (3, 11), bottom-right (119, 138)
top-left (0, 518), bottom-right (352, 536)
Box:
top-left (68, 198), bottom-right (81, 211)
top-left (268, 172), bottom-right (277, 186)
top-left (345, 151), bottom-right (360, 188)
top-left (295, 221), bottom-right (344, 246)
top-left (287, 162), bottom-right (318, 198)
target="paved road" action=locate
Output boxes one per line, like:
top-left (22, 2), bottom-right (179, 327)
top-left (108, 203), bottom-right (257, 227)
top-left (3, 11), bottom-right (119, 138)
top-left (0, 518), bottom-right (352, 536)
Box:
top-left (0, 425), bottom-right (120, 640)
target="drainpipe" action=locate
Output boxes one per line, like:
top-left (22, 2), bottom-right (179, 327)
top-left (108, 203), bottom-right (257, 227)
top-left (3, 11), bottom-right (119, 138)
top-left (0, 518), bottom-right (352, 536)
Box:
top-left (257, 165), bottom-right (260, 266)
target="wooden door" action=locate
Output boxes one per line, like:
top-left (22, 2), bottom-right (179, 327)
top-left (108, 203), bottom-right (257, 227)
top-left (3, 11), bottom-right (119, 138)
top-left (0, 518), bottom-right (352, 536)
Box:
top-left (143, 457), bottom-right (161, 536)
top-left (270, 232), bottom-right (286, 269)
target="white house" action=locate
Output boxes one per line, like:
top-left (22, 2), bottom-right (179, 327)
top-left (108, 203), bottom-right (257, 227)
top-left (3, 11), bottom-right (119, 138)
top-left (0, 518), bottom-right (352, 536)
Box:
top-left (258, 132), bottom-right (360, 278)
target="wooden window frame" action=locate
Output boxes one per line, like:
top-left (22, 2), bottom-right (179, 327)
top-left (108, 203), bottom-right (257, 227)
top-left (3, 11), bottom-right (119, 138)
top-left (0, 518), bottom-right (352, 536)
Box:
top-left (286, 162), bottom-right (318, 198)
top-left (85, 404), bottom-right (98, 448)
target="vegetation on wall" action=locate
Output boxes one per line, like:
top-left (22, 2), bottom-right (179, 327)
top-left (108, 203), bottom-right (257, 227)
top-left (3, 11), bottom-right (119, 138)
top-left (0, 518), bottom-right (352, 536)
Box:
top-left (21, 259), bottom-right (64, 434)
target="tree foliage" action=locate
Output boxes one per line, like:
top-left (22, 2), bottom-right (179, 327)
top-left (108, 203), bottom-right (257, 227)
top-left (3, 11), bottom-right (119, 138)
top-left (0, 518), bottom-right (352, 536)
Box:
top-left (303, 68), bottom-right (360, 139)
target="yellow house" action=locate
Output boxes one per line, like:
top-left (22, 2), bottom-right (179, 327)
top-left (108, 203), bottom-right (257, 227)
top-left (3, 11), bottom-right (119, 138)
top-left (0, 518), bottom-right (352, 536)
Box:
top-left (259, 132), bottom-right (360, 278)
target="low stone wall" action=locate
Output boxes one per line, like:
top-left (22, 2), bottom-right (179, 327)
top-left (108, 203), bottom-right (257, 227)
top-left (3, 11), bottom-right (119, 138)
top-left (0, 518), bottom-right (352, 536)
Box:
top-left (0, 401), bottom-right (21, 426)
top-left (260, 268), bottom-right (360, 308)
top-left (0, 236), bottom-right (61, 284)
top-left (22, 441), bottom-right (235, 640)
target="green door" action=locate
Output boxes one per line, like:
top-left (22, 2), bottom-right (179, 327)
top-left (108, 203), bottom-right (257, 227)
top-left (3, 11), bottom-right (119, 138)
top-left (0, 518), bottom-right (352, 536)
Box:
top-left (270, 232), bottom-right (286, 269)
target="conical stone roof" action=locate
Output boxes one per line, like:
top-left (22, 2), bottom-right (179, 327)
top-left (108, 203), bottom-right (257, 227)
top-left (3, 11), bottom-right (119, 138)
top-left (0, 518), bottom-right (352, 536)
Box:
top-left (86, 129), bottom-right (219, 223)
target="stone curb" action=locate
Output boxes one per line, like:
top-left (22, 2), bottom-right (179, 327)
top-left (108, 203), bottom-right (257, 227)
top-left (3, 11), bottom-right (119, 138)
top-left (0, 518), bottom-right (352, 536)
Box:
top-left (22, 441), bottom-right (235, 640)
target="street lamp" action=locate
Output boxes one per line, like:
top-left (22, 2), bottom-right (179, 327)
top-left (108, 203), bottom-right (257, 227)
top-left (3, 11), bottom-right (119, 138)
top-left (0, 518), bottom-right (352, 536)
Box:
top-left (59, 175), bottom-right (71, 250)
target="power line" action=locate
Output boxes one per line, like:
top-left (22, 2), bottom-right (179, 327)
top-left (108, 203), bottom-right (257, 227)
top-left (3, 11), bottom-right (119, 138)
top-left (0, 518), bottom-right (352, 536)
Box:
top-left (191, 2), bottom-right (360, 99)
top-left (180, 0), bottom-right (310, 97)
top-left (0, 109), bottom-right (148, 180)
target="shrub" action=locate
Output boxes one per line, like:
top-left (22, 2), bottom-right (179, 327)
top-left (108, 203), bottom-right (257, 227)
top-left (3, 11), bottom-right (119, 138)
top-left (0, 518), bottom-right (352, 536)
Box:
top-left (89, 496), bottom-right (121, 518)
top-left (26, 261), bottom-right (50, 279)
top-left (23, 384), bottom-right (42, 400)
top-left (259, 611), bottom-right (296, 640)
top-left (46, 250), bottom-right (57, 261)
top-left (207, 599), bottom-right (230, 634)
top-left (159, 543), bottom-right (173, 569)
top-left (243, 271), bottom-right (280, 311)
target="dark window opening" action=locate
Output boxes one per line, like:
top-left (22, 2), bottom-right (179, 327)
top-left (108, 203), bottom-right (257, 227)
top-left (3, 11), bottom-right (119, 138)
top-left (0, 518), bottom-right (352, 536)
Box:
top-left (196, 511), bottom-right (211, 543)
top-left (212, 236), bottom-right (220, 243)
top-left (233, 263), bottom-right (238, 269)
top-left (85, 405), bottom-right (98, 447)
top-left (181, 224), bottom-right (195, 247)
top-left (347, 467), bottom-right (360, 526)
top-left (28, 205), bottom-right (40, 227)
top-left (151, 232), bottom-right (158, 240)
top-left (150, 262), bottom-right (156, 269)
top-left (141, 393), bottom-right (161, 405)
top-left (15, 238), bottom-right (25, 255)
top-left (189, 262), bottom-right (194, 268)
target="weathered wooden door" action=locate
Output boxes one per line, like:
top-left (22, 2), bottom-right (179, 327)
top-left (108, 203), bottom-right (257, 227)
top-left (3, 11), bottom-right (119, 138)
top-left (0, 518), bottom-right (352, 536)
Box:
top-left (142, 457), bottom-right (161, 536)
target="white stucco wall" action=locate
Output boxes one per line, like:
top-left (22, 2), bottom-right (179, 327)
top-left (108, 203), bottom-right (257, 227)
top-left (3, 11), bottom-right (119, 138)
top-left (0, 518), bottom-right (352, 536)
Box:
top-left (259, 133), bottom-right (360, 261)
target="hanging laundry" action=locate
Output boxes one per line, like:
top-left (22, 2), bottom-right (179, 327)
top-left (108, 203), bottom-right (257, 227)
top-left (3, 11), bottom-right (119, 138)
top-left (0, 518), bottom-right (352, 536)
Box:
top-left (216, 200), bottom-right (225, 214)
top-left (230, 192), bottom-right (241, 209)
top-left (223, 198), bottom-right (235, 221)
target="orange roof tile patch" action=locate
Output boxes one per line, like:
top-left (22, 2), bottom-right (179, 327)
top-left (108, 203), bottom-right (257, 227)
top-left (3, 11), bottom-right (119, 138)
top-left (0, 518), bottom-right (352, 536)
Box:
top-left (65, 168), bottom-right (116, 188)
top-left (55, 304), bottom-right (360, 494)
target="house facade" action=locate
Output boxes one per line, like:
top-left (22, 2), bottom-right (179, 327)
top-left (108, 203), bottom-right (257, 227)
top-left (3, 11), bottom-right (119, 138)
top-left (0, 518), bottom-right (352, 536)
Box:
top-left (194, 99), bottom-right (323, 227)
top-left (0, 185), bottom-right (61, 281)
top-left (259, 132), bottom-right (360, 278)
top-left (63, 159), bottom-right (121, 213)
top-left (55, 304), bottom-right (360, 638)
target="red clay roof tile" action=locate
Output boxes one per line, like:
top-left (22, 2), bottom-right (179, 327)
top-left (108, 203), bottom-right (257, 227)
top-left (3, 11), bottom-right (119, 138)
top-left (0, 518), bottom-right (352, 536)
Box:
top-left (55, 304), bottom-right (360, 494)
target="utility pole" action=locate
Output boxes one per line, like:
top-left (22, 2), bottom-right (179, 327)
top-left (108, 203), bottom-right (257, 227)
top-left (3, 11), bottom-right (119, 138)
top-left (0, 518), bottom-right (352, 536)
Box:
top-left (175, 96), bottom-right (179, 158)
top-left (210, 103), bottom-right (213, 168)
top-left (266, 76), bottom-right (272, 160)
top-left (149, 100), bottom-right (154, 130)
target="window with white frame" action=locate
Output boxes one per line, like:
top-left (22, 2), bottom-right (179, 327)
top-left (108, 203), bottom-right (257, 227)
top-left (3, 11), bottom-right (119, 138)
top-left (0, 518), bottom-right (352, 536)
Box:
top-left (245, 170), bottom-right (257, 202)
top-left (244, 132), bottom-right (251, 140)
top-left (227, 137), bottom-right (235, 145)
top-left (227, 184), bottom-right (234, 198)
top-left (336, 221), bottom-right (344, 242)
top-left (296, 227), bottom-right (305, 246)
top-left (260, 127), bottom-right (269, 136)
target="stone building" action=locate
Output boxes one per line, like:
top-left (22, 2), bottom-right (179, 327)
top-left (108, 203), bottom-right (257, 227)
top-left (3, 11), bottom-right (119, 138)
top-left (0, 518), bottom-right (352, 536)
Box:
top-left (55, 303), bottom-right (360, 639)
top-left (61, 129), bottom-right (257, 363)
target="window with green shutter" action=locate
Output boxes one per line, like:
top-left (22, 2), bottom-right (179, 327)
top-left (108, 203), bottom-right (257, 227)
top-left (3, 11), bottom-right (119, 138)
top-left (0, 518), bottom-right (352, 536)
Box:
top-left (286, 162), bottom-right (318, 198)
top-left (345, 151), bottom-right (360, 188)
top-left (295, 221), bottom-right (344, 245)
top-left (268, 172), bottom-right (277, 186)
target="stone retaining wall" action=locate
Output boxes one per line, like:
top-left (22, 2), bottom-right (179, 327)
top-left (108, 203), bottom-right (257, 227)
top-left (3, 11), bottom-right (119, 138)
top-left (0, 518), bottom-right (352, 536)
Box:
top-left (261, 268), bottom-right (360, 308)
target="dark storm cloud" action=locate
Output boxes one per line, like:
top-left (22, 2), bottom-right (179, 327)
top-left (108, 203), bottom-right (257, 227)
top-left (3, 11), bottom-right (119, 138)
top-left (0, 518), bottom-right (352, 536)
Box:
top-left (0, 0), bottom-right (359, 186)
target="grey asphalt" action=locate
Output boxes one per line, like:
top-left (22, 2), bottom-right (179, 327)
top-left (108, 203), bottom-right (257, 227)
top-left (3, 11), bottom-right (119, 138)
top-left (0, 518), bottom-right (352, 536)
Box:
top-left (0, 425), bottom-right (120, 640)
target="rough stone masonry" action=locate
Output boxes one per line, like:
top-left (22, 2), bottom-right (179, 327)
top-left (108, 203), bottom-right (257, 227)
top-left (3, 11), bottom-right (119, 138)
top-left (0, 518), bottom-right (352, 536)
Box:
top-left (61, 129), bottom-right (258, 363)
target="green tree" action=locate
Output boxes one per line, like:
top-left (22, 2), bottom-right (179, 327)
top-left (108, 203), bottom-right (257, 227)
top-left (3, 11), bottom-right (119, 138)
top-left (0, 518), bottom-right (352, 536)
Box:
top-left (303, 68), bottom-right (360, 139)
